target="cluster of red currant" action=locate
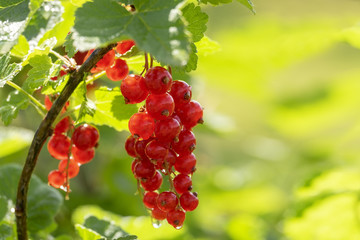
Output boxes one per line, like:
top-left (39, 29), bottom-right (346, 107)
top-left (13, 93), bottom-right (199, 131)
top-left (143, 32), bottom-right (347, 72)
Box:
top-left (122, 66), bottom-right (203, 229)
top-left (46, 95), bottom-right (99, 193)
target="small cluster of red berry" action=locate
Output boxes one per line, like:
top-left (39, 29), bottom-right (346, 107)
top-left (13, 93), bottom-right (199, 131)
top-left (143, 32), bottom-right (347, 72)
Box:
top-left (122, 66), bottom-right (203, 229)
top-left (84, 40), bottom-right (135, 81)
top-left (46, 95), bottom-right (99, 192)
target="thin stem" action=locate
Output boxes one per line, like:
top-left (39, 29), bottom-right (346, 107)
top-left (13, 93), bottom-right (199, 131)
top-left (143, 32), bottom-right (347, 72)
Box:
top-left (50, 50), bottom-right (73, 68)
top-left (15, 43), bottom-right (117, 240)
top-left (6, 81), bottom-right (47, 115)
top-left (85, 70), bottom-right (106, 85)
top-left (150, 55), bottom-right (154, 68)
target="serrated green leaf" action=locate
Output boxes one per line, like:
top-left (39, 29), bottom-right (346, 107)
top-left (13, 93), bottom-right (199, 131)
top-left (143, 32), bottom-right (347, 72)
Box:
top-left (236, 0), bottom-right (255, 13)
top-left (23, 54), bottom-right (53, 93)
top-left (0, 53), bottom-right (22, 87)
top-left (10, 35), bottom-right (30, 58)
top-left (0, 90), bottom-right (29, 125)
top-left (0, 0), bottom-right (30, 53)
top-left (75, 224), bottom-right (104, 240)
top-left (83, 216), bottom-right (137, 239)
top-left (182, 3), bottom-right (208, 42)
top-left (0, 223), bottom-right (12, 239)
top-left (73, 0), bottom-right (190, 66)
top-left (22, 1), bottom-right (63, 49)
top-left (0, 126), bottom-right (34, 158)
top-left (41, 74), bottom-right (68, 95)
top-left (64, 32), bottom-right (76, 58)
top-left (199, 0), bottom-right (232, 5)
top-left (0, 164), bottom-right (63, 233)
top-left (173, 42), bottom-right (197, 73)
top-left (0, 0), bottom-right (25, 8)
top-left (195, 35), bottom-right (220, 56)
top-left (22, 37), bottom-right (57, 65)
top-left (80, 87), bottom-right (137, 132)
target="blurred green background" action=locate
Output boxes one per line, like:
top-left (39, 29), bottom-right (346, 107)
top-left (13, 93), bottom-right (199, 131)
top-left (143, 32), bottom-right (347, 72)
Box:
top-left (3, 0), bottom-right (360, 239)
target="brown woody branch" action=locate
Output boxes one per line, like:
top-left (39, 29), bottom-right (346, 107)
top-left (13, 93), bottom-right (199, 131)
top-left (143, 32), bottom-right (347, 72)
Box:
top-left (15, 43), bottom-right (117, 240)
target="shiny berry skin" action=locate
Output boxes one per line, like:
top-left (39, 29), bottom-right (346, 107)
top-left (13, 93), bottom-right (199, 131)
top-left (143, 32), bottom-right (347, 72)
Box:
top-left (144, 66), bottom-right (172, 94)
top-left (156, 191), bottom-right (178, 212)
top-left (141, 170), bottom-right (163, 191)
top-left (151, 206), bottom-right (167, 220)
top-left (54, 116), bottom-right (71, 134)
top-left (125, 135), bottom-right (137, 157)
top-left (145, 93), bottom-right (175, 120)
top-left (58, 159), bottom-right (80, 179)
top-left (85, 49), bottom-right (115, 73)
top-left (169, 80), bottom-right (192, 107)
top-left (71, 146), bottom-right (95, 164)
top-left (166, 209), bottom-right (186, 229)
top-left (116, 39), bottom-right (135, 54)
top-left (134, 138), bottom-right (152, 160)
top-left (48, 170), bottom-right (66, 188)
top-left (143, 191), bottom-right (159, 209)
top-left (47, 134), bottom-right (71, 160)
top-left (165, 149), bottom-right (177, 167)
top-left (45, 95), bottom-right (52, 110)
top-left (145, 140), bottom-right (168, 161)
top-left (175, 153), bottom-right (197, 175)
top-left (154, 117), bottom-right (181, 142)
top-left (173, 174), bottom-right (192, 194)
top-left (176, 100), bottom-right (203, 129)
top-left (72, 124), bottom-right (99, 150)
top-left (134, 159), bottom-right (156, 179)
top-left (120, 74), bottom-right (148, 104)
top-left (173, 130), bottom-right (196, 155)
top-left (180, 192), bottom-right (199, 211)
top-left (106, 59), bottom-right (129, 81)
top-left (131, 158), bottom-right (141, 174)
top-left (128, 112), bottom-right (155, 140)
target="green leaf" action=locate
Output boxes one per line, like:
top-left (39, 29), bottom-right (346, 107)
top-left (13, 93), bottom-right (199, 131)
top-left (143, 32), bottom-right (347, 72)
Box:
top-left (22, 1), bottom-right (63, 49)
top-left (80, 87), bottom-right (137, 132)
top-left (182, 3), bottom-right (208, 42)
top-left (0, 164), bottom-right (63, 234)
top-left (173, 42), bottom-right (197, 73)
top-left (0, 90), bottom-right (29, 125)
top-left (0, 53), bottom-right (22, 87)
top-left (10, 35), bottom-right (30, 58)
top-left (0, 196), bottom-right (8, 222)
top-left (23, 54), bottom-right (53, 93)
top-left (0, 126), bottom-right (34, 158)
top-left (41, 73), bottom-right (68, 95)
top-left (22, 37), bottom-right (57, 65)
top-left (0, 0), bottom-right (30, 53)
top-left (0, 223), bottom-right (12, 239)
top-left (75, 224), bottom-right (104, 240)
top-left (64, 32), bottom-right (76, 58)
top-left (236, 0), bottom-right (255, 13)
top-left (199, 0), bottom-right (232, 5)
top-left (83, 216), bottom-right (137, 239)
top-left (195, 35), bottom-right (220, 56)
top-left (0, 0), bottom-right (25, 8)
top-left (73, 0), bottom-right (190, 66)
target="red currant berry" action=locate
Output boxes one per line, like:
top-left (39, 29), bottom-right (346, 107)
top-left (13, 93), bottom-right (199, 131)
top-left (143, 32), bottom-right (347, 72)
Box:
top-left (106, 59), bottom-right (129, 81)
top-left (128, 112), bottom-right (155, 140)
top-left (72, 124), bottom-right (99, 150)
top-left (85, 49), bottom-right (115, 73)
top-left (175, 153), bottom-right (196, 175)
top-left (116, 39), bottom-right (135, 54)
top-left (125, 135), bottom-right (137, 157)
top-left (74, 50), bottom-right (88, 65)
top-left (156, 191), bottom-right (178, 212)
top-left (180, 192), bottom-right (199, 211)
top-left (176, 100), bottom-right (203, 129)
top-left (172, 130), bottom-right (196, 155)
top-left (134, 138), bottom-right (152, 160)
top-left (141, 170), bottom-right (163, 191)
top-left (58, 158), bottom-right (80, 179)
top-left (47, 134), bottom-right (71, 160)
top-left (144, 66), bottom-right (172, 94)
top-left (48, 170), bottom-right (66, 188)
top-left (120, 74), bottom-right (148, 104)
top-left (71, 146), bottom-right (95, 164)
top-left (131, 158), bottom-right (141, 174)
top-left (173, 174), bottom-right (192, 194)
top-left (145, 93), bottom-right (175, 120)
top-left (151, 206), bottom-right (167, 220)
top-left (165, 149), bottom-right (177, 167)
top-left (154, 117), bottom-right (181, 142)
top-left (169, 80), bottom-right (192, 107)
top-left (54, 116), bottom-right (71, 134)
top-left (166, 209), bottom-right (186, 229)
top-left (145, 140), bottom-right (168, 161)
top-left (134, 159), bottom-right (156, 179)
top-left (45, 95), bottom-right (52, 110)
top-left (143, 191), bottom-right (159, 209)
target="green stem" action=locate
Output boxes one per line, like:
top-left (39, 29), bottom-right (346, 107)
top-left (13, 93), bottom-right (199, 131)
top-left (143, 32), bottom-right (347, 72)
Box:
top-left (50, 50), bottom-right (73, 67)
top-left (6, 81), bottom-right (47, 115)
top-left (85, 71), bottom-right (106, 85)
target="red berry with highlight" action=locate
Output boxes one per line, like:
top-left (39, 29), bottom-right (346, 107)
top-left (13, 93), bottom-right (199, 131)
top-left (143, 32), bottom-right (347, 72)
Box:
top-left (173, 174), bottom-right (192, 194)
top-left (116, 39), bottom-right (135, 54)
top-left (48, 170), bottom-right (66, 188)
top-left (71, 146), bottom-right (95, 164)
top-left (54, 116), bottom-right (71, 134)
top-left (180, 192), bottom-right (199, 211)
top-left (146, 93), bottom-right (175, 120)
top-left (173, 130), bottom-right (196, 155)
top-left (175, 153), bottom-right (197, 175)
top-left (128, 112), bottom-right (154, 140)
top-left (72, 124), bottom-right (99, 150)
top-left (58, 159), bottom-right (80, 179)
top-left (167, 209), bottom-right (186, 229)
top-left (143, 191), bottom-right (159, 209)
top-left (120, 74), bottom-right (148, 104)
top-left (141, 170), bottom-right (163, 191)
top-left (47, 134), bottom-right (71, 160)
top-left (151, 206), bottom-right (167, 220)
top-left (106, 59), bottom-right (129, 81)
top-left (176, 100), bottom-right (203, 129)
top-left (169, 80), bottom-right (192, 107)
top-left (145, 140), bottom-right (168, 161)
top-left (156, 191), bottom-right (178, 212)
top-left (144, 66), bottom-right (172, 94)
top-left (134, 159), bottom-right (156, 179)
top-left (154, 117), bottom-right (181, 142)
top-left (125, 135), bottom-right (137, 157)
